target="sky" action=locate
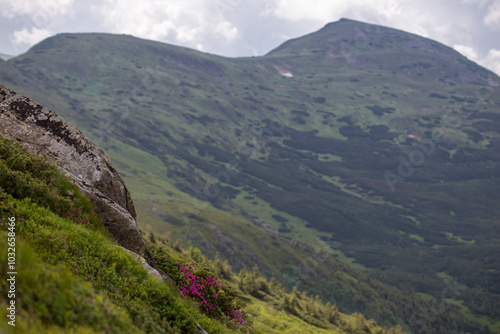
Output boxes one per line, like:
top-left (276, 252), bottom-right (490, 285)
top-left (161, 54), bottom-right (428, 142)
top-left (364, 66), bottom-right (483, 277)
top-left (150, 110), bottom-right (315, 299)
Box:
top-left (0, 0), bottom-right (499, 76)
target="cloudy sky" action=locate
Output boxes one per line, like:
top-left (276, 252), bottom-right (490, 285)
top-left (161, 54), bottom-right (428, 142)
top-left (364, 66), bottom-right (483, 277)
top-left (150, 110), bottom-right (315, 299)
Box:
top-left (1, 0), bottom-right (499, 75)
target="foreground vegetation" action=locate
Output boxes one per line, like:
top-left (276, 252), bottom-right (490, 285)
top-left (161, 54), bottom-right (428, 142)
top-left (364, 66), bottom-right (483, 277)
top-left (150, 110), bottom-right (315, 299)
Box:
top-left (0, 135), bottom-right (406, 333)
top-left (0, 135), bottom-right (235, 333)
top-left (148, 237), bottom-right (405, 334)
top-left (2, 20), bottom-right (499, 332)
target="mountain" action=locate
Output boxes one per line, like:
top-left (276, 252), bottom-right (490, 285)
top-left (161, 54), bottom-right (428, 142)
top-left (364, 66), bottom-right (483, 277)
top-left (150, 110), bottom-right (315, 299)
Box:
top-left (0, 82), bottom-right (403, 334)
top-left (0, 83), bottom-right (208, 333)
top-left (1, 18), bottom-right (499, 333)
top-left (0, 53), bottom-right (15, 61)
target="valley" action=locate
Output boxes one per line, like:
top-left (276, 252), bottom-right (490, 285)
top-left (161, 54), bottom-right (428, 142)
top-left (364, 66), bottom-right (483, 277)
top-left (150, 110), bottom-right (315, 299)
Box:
top-left (1, 18), bottom-right (499, 333)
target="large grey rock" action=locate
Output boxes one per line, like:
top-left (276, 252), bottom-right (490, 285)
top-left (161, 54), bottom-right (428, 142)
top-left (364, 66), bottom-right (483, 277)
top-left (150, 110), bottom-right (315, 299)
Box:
top-left (0, 82), bottom-right (208, 333)
top-left (0, 83), bottom-right (148, 256)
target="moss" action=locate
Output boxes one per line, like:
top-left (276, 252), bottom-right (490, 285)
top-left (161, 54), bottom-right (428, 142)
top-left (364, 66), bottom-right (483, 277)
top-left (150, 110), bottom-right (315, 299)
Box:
top-left (0, 136), bottom-right (223, 333)
top-left (0, 231), bottom-right (140, 334)
top-left (0, 192), bottom-right (201, 333)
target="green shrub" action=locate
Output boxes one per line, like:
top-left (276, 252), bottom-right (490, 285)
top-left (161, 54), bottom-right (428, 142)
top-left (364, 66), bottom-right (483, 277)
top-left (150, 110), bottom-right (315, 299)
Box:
top-left (0, 230), bottom-right (140, 334)
top-left (149, 243), bottom-right (253, 333)
top-left (0, 191), bottom-right (199, 333)
top-left (0, 135), bottom-right (238, 333)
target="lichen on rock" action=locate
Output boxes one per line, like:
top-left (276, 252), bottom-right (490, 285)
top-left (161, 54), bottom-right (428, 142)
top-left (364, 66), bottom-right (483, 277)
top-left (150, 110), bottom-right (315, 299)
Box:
top-left (0, 83), bottom-right (148, 259)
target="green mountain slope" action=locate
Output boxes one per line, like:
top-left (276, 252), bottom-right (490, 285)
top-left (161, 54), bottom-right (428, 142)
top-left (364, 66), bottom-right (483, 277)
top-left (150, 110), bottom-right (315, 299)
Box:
top-left (0, 133), bottom-right (405, 333)
top-left (1, 18), bottom-right (499, 333)
top-left (0, 135), bottom-right (219, 333)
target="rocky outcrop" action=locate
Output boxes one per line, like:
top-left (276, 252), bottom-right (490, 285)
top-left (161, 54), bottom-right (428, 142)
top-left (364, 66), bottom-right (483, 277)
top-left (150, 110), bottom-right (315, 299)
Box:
top-left (0, 83), bottom-right (150, 259)
top-left (0, 83), bottom-right (210, 332)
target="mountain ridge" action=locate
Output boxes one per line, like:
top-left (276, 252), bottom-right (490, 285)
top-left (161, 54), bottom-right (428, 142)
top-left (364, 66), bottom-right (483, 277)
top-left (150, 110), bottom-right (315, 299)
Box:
top-left (267, 18), bottom-right (496, 87)
top-left (1, 19), bottom-right (499, 333)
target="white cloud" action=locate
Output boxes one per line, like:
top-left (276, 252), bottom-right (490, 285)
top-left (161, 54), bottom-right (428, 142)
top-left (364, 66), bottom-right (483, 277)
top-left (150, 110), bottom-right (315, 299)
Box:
top-left (0, 0), bottom-right (74, 50)
top-left (0, 0), bottom-right (74, 19)
top-left (12, 27), bottom-right (52, 46)
top-left (484, 48), bottom-right (500, 75)
top-left (92, 0), bottom-right (240, 47)
top-left (461, 0), bottom-right (490, 6)
top-left (174, 23), bottom-right (201, 43)
top-left (454, 44), bottom-right (479, 60)
top-left (261, 0), bottom-right (470, 45)
top-left (262, 0), bottom-right (405, 25)
top-left (215, 21), bottom-right (239, 42)
top-left (262, 0), bottom-right (347, 21)
top-left (484, 1), bottom-right (500, 29)
top-left (464, 0), bottom-right (500, 29)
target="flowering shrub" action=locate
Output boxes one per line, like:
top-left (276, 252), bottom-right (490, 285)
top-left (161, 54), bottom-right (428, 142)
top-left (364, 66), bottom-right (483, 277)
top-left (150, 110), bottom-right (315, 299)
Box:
top-left (226, 308), bottom-right (245, 326)
top-left (176, 261), bottom-right (247, 330)
top-left (177, 262), bottom-right (221, 315)
top-left (150, 244), bottom-right (255, 332)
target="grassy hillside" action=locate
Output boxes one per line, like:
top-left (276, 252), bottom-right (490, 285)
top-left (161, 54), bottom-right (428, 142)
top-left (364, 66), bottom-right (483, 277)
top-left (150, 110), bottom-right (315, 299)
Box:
top-left (0, 134), bottom-right (408, 333)
top-left (0, 135), bottom-right (235, 333)
top-left (1, 18), bottom-right (499, 333)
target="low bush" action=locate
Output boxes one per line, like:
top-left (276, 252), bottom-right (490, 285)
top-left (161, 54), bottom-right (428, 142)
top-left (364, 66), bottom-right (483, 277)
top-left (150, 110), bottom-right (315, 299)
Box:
top-left (0, 230), bottom-right (140, 333)
top-left (149, 243), bottom-right (254, 333)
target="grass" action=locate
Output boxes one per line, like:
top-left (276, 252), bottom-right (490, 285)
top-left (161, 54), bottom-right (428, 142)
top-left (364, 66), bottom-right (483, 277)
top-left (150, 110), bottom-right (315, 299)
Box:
top-left (0, 230), bottom-right (140, 334)
top-left (2, 19), bottom-right (500, 332)
top-left (0, 134), bottom-right (411, 333)
top-left (147, 238), bottom-right (406, 334)
top-left (0, 135), bottom-right (248, 333)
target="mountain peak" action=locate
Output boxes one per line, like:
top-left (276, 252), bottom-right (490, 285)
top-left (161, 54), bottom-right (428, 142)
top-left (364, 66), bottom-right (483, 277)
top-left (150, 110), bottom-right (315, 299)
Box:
top-left (2, 19), bottom-right (500, 332)
top-left (265, 18), bottom-right (497, 85)
top-left (267, 18), bottom-right (437, 55)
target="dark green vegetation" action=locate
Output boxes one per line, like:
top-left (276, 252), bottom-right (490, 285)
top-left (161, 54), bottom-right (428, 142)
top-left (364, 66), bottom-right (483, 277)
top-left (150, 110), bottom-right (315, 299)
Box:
top-left (1, 18), bottom-right (499, 333)
top-left (0, 134), bottom-right (403, 333)
top-left (0, 135), bottom-right (234, 333)
top-left (148, 236), bottom-right (405, 334)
